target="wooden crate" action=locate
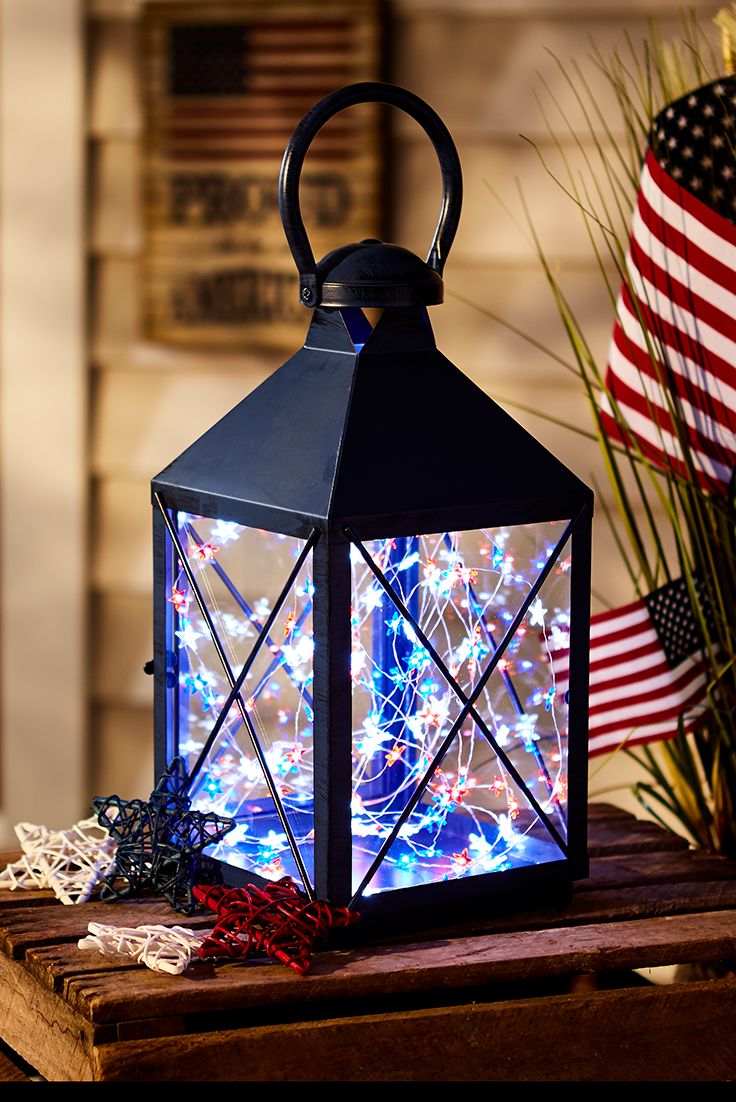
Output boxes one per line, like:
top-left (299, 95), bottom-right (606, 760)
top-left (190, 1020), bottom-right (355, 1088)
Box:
top-left (0, 803), bottom-right (735, 1082)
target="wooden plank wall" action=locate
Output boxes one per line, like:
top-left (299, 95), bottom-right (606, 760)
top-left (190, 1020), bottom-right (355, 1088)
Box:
top-left (85, 0), bottom-right (723, 825)
top-left (0, 0), bottom-right (87, 841)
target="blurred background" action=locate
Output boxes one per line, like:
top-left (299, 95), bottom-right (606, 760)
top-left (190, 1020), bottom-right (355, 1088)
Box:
top-left (0, 0), bottom-right (724, 845)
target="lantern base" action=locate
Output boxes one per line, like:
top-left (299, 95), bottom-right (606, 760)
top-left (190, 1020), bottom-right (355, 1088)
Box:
top-left (351, 816), bottom-right (565, 897)
top-left (200, 796), bottom-right (568, 904)
top-left (330, 859), bottom-right (577, 947)
top-left (201, 796), bottom-right (579, 942)
top-left (211, 853), bottom-right (574, 943)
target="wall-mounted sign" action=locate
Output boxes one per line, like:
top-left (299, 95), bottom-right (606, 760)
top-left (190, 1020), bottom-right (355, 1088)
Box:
top-left (142, 1), bottom-right (385, 349)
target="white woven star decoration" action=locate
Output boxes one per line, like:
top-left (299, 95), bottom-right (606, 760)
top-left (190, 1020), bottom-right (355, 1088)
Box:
top-left (78, 921), bottom-right (211, 975)
top-left (0, 816), bottom-right (117, 905)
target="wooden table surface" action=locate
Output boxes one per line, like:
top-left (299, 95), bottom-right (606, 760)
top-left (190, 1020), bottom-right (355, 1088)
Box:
top-left (1, 802), bottom-right (735, 1082)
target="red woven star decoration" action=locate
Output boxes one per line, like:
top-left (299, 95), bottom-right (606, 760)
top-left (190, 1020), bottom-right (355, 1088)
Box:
top-left (192, 878), bottom-right (360, 975)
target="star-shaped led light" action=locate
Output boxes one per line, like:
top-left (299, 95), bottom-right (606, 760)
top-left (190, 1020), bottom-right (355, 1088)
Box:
top-left (528, 597), bottom-right (548, 627)
top-left (211, 520), bottom-right (242, 544)
top-left (168, 586), bottom-right (190, 614)
top-left (193, 542), bottom-right (220, 562)
top-left (175, 618), bottom-right (204, 652)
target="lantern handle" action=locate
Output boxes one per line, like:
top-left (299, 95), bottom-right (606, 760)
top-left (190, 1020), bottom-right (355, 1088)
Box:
top-left (279, 81), bottom-right (463, 307)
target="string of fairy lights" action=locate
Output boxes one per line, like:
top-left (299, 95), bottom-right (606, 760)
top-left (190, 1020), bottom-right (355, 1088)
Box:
top-left (166, 513), bottom-right (572, 897)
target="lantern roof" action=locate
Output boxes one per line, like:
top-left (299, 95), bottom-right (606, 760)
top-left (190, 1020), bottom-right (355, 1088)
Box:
top-left (152, 306), bottom-right (593, 538)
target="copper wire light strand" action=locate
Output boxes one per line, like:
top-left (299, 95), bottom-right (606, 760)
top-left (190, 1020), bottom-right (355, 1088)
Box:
top-left (187, 528), bottom-right (320, 786)
top-left (346, 513), bottom-right (580, 907)
top-left (155, 493), bottom-right (316, 899)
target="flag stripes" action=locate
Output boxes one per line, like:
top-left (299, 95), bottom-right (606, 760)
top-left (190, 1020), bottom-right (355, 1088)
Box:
top-left (600, 149), bottom-right (736, 494)
top-left (161, 20), bottom-right (359, 162)
top-left (552, 595), bottom-right (708, 756)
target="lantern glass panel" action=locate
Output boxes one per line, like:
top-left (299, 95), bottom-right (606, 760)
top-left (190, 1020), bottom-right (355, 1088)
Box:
top-left (165, 511), bottom-right (315, 888)
top-left (350, 522), bottom-right (572, 896)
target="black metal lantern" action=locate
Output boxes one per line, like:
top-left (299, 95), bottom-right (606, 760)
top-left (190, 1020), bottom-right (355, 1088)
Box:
top-left (151, 83), bottom-right (593, 925)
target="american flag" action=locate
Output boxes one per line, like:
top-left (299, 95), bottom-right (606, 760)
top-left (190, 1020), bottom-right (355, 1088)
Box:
top-left (600, 77), bottom-right (736, 495)
top-left (161, 20), bottom-right (361, 162)
top-left (552, 576), bottom-right (712, 757)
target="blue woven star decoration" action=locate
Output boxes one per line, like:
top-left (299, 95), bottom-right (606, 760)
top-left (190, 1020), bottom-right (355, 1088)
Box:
top-left (92, 757), bottom-right (235, 915)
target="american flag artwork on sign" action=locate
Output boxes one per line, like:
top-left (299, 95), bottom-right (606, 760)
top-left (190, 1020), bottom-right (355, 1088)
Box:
top-left (600, 77), bottom-right (736, 496)
top-left (163, 20), bottom-right (365, 163)
top-left (552, 577), bottom-right (712, 757)
top-left (142, 1), bottom-right (384, 349)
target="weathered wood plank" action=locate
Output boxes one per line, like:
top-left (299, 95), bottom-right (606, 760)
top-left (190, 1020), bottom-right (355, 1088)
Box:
top-left (90, 703), bottom-right (154, 801)
top-left (398, 137), bottom-right (625, 268)
top-left (0, 899), bottom-right (208, 961)
top-left (588, 830), bottom-right (690, 856)
top-left (0, 1043), bottom-right (33, 1082)
top-left (90, 140), bottom-right (141, 253)
top-left (91, 478), bottom-right (152, 596)
top-left (586, 816), bottom-right (689, 856)
top-left (392, 5), bottom-right (721, 142)
top-left (0, 889), bottom-right (58, 912)
top-left (89, 977), bottom-right (736, 1081)
top-left (0, 855), bottom-right (58, 911)
top-left (90, 257), bottom-right (141, 346)
top-left (3, 836), bottom-right (734, 969)
top-left (90, 364), bottom-right (271, 478)
top-left (0, 806), bottom-right (733, 1079)
top-left (583, 849), bottom-right (736, 891)
top-left (389, 879), bottom-right (736, 945)
top-left (88, 19), bottom-right (141, 137)
top-left (0, 953), bottom-right (97, 1082)
top-left (587, 802), bottom-right (633, 819)
top-left (90, 261), bottom-right (611, 386)
top-left (25, 877), bottom-right (736, 996)
top-left (91, 593), bottom-right (153, 707)
top-left (50, 909), bottom-right (736, 1027)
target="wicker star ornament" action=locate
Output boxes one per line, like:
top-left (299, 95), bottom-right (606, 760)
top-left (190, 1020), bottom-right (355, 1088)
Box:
top-left (193, 878), bottom-right (360, 974)
top-left (93, 757), bottom-right (235, 914)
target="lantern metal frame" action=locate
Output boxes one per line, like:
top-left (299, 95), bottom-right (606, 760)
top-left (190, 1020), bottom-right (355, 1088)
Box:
top-left (152, 83), bottom-right (593, 925)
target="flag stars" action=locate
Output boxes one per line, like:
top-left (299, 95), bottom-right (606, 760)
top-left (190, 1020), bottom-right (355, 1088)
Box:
top-left (714, 83), bottom-right (725, 95)
top-left (621, 81), bottom-right (736, 491)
